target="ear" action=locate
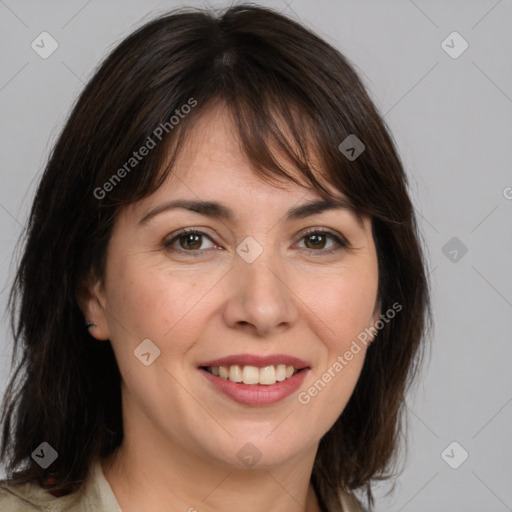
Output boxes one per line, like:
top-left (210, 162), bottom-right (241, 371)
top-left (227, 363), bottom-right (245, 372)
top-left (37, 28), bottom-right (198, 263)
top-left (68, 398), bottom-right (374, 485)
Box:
top-left (76, 277), bottom-right (110, 341)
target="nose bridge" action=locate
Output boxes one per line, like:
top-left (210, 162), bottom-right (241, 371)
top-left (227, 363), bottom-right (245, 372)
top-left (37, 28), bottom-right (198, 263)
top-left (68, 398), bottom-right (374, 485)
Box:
top-left (222, 233), bottom-right (298, 335)
top-left (237, 232), bottom-right (287, 303)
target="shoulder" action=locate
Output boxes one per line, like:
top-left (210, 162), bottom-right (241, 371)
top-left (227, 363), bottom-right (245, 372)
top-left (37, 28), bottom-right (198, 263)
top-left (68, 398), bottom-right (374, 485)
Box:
top-left (0, 480), bottom-right (84, 511)
top-left (0, 459), bottom-right (121, 512)
top-left (0, 480), bottom-right (52, 511)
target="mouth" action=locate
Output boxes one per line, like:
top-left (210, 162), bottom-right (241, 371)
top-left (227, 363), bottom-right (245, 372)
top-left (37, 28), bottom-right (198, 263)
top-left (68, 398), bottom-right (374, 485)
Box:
top-left (198, 354), bottom-right (310, 406)
top-left (201, 364), bottom-right (302, 386)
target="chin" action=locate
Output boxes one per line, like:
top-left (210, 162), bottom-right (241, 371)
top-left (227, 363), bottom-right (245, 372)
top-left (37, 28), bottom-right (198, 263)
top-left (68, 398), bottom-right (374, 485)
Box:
top-left (200, 427), bottom-right (314, 470)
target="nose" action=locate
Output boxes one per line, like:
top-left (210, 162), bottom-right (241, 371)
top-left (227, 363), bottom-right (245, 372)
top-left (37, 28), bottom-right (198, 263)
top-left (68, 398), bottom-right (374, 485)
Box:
top-left (222, 248), bottom-right (299, 337)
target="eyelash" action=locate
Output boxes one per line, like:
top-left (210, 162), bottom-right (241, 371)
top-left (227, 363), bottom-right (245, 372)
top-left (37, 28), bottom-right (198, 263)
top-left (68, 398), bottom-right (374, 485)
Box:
top-left (163, 227), bottom-right (348, 258)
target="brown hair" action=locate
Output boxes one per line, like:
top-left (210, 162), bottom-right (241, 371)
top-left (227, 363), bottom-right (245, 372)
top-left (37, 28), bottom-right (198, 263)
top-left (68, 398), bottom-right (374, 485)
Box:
top-left (0, 4), bottom-right (431, 509)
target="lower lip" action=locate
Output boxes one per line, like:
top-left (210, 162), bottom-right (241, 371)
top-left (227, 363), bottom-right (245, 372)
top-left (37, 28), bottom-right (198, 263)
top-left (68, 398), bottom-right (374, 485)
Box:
top-left (200, 368), bottom-right (309, 406)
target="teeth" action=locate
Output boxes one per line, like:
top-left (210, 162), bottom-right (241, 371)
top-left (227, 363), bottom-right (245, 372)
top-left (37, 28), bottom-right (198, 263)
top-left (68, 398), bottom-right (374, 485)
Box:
top-left (275, 364), bottom-right (286, 381)
top-left (242, 365), bottom-right (260, 384)
top-left (207, 364), bottom-right (299, 385)
top-left (229, 364), bottom-right (242, 383)
top-left (259, 366), bottom-right (276, 385)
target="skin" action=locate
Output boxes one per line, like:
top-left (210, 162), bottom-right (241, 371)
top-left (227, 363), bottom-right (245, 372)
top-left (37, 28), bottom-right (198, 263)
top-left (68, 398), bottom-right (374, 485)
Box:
top-left (81, 106), bottom-right (380, 512)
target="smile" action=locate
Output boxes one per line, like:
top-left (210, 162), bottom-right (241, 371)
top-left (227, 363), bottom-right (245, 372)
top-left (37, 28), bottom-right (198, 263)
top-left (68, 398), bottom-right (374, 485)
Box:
top-left (198, 354), bottom-right (310, 406)
top-left (203, 364), bottom-right (300, 385)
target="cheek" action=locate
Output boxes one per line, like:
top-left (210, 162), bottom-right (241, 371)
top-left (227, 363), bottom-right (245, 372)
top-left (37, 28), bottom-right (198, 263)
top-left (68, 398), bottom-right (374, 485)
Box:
top-left (304, 266), bottom-right (378, 351)
top-left (104, 258), bottom-right (218, 364)
top-left (293, 266), bottom-right (376, 422)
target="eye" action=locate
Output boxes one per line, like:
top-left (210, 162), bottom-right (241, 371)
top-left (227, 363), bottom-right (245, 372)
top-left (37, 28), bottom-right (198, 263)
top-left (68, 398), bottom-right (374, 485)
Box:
top-left (295, 228), bottom-right (347, 256)
top-left (163, 228), bottom-right (217, 255)
top-left (163, 227), bottom-right (348, 258)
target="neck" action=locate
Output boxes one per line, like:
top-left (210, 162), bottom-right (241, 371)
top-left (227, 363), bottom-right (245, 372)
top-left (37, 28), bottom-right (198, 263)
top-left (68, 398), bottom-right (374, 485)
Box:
top-left (101, 413), bottom-right (322, 512)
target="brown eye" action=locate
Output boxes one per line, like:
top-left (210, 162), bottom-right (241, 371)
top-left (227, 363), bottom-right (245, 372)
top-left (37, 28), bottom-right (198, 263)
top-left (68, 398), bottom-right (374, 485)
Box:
top-left (164, 229), bottom-right (216, 254)
top-left (296, 229), bottom-right (347, 256)
top-left (178, 233), bottom-right (203, 250)
top-left (304, 233), bottom-right (328, 250)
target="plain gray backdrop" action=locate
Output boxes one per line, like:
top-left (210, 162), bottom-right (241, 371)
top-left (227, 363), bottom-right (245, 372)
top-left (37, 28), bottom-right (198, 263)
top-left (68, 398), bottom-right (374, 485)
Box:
top-left (1, 1), bottom-right (511, 511)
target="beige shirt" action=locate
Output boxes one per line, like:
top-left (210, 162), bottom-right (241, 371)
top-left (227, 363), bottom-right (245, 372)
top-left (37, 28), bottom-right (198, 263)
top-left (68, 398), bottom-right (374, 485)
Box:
top-left (0, 459), bottom-right (364, 511)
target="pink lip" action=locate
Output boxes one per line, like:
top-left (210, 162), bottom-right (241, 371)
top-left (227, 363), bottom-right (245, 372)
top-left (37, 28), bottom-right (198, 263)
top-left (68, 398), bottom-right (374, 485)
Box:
top-left (200, 367), bottom-right (310, 406)
top-left (199, 354), bottom-right (310, 369)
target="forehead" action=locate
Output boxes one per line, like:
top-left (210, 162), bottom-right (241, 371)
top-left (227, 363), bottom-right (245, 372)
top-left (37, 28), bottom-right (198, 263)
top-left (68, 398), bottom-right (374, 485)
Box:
top-left (122, 104), bottom-right (366, 231)
top-left (158, 104), bottom-right (341, 201)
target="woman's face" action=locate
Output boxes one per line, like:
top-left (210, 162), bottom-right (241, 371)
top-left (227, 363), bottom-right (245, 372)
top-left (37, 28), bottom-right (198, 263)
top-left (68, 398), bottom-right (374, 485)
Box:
top-left (85, 106), bottom-right (380, 469)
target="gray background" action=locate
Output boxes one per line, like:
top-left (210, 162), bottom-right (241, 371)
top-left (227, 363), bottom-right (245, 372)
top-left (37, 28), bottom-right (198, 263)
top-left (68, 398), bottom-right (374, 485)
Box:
top-left (1, 0), bottom-right (511, 510)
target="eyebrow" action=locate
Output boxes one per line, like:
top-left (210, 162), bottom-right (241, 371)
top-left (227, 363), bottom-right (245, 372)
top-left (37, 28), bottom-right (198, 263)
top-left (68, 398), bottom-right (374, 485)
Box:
top-left (138, 197), bottom-right (361, 225)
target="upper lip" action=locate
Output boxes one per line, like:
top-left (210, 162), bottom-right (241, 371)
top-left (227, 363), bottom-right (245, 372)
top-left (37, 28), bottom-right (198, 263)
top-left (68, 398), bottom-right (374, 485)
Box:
top-left (199, 354), bottom-right (310, 369)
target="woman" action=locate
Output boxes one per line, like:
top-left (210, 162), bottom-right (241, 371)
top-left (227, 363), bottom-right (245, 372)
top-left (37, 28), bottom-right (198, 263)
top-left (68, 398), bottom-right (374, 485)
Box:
top-left (0, 4), bottom-right (430, 511)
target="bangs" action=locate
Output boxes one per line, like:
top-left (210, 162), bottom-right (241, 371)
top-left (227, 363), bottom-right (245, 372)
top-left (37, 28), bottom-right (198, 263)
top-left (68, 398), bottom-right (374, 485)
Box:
top-left (117, 93), bottom-right (366, 229)
top-left (160, 98), bottom-right (347, 192)
top-left (94, 27), bottom-right (374, 228)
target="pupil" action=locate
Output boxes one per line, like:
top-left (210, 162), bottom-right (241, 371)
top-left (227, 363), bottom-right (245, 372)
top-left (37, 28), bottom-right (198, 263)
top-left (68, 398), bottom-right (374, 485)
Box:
top-left (182, 234), bottom-right (201, 250)
top-left (307, 234), bottom-right (324, 249)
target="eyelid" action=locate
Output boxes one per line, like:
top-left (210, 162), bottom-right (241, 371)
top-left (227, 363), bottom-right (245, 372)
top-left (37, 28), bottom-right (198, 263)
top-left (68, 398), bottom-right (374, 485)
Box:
top-left (299, 226), bottom-right (348, 244)
top-left (163, 227), bottom-right (218, 248)
top-left (295, 227), bottom-right (349, 254)
top-left (163, 226), bottom-right (349, 254)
